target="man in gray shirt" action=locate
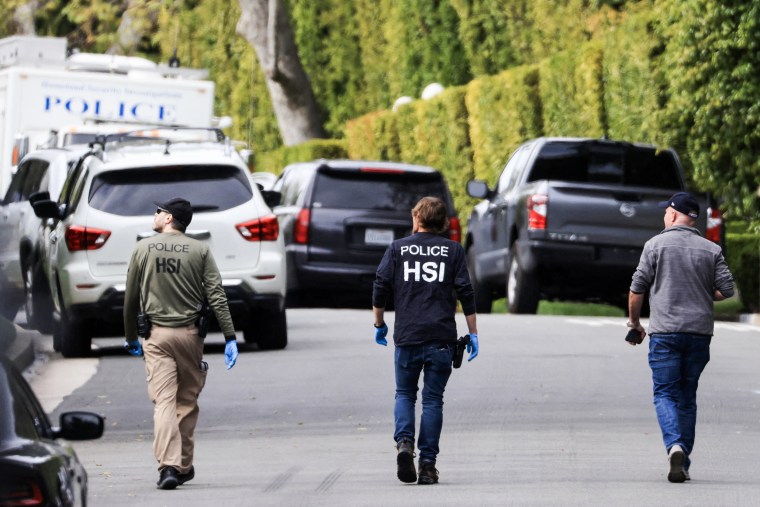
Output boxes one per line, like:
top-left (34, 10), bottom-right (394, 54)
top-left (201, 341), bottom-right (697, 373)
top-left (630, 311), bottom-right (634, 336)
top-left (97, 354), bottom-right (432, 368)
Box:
top-left (628, 191), bottom-right (734, 483)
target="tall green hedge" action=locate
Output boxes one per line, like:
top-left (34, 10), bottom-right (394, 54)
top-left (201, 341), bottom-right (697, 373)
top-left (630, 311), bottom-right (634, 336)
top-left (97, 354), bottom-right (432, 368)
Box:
top-left (254, 139), bottom-right (348, 175)
top-left (726, 232), bottom-right (760, 312)
top-left (539, 42), bottom-right (606, 138)
top-left (601, 9), bottom-right (663, 143)
top-left (654, 0), bottom-right (760, 220)
top-left (465, 64), bottom-right (542, 182)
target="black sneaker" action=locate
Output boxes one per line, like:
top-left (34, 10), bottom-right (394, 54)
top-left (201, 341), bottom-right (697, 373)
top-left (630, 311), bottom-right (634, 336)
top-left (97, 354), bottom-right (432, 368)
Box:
top-left (177, 466), bottom-right (195, 485)
top-left (396, 439), bottom-right (417, 483)
top-left (157, 466), bottom-right (179, 490)
top-left (417, 461), bottom-right (438, 485)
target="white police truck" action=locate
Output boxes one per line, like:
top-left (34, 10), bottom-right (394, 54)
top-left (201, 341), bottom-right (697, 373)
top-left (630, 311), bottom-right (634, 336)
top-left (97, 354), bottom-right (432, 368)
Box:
top-left (0, 35), bottom-right (215, 196)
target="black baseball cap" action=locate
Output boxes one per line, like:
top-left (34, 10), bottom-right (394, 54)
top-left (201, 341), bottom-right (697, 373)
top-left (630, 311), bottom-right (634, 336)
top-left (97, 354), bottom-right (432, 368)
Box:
top-left (154, 197), bottom-right (193, 226)
top-left (658, 192), bottom-right (700, 219)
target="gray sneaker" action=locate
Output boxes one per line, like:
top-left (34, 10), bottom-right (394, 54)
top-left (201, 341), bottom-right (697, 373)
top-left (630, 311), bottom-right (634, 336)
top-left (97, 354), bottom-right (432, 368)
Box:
top-left (396, 439), bottom-right (416, 483)
top-left (667, 445), bottom-right (687, 483)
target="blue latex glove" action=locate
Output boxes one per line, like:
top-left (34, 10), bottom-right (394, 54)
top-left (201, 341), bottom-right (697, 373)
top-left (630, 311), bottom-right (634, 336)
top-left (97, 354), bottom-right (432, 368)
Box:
top-left (466, 333), bottom-right (479, 361)
top-left (123, 339), bottom-right (143, 357)
top-left (374, 323), bottom-right (388, 346)
top-left (224, 339), bottom-right (238, 369)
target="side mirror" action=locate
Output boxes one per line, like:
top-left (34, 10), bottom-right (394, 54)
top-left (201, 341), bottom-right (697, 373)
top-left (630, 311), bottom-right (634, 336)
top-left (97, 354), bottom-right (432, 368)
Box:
top-left (260, 190), bottom-right (282, 209)
top-left (467, 179), bottom-right (491, 199)
top-left (54, 411), bottom-right (105, 441)
top-left (31, 199), bottom-right (63, 220)
top-left (28, 191), bottom-right (50, 206)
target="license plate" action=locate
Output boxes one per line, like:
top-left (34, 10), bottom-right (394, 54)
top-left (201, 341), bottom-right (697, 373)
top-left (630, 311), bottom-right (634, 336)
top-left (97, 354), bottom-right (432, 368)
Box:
top-left (365, 228), bottom-right (394, 245)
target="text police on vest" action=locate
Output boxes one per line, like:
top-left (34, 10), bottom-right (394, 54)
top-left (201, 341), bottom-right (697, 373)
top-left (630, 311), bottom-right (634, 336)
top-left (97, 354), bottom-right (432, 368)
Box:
top-left (400, 244), bottom-right (449, 283)
top-left (148, 243), bottom-right (190, 253)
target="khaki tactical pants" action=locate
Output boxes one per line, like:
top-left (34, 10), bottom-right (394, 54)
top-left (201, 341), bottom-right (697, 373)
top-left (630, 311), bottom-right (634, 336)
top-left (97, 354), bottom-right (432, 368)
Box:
top-left (144, 324), bottom-right (206, 474)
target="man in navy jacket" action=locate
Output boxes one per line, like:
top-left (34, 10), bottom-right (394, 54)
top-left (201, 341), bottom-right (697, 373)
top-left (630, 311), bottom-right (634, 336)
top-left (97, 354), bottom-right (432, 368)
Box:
top-left (373, 196), bottom-right (478, 485)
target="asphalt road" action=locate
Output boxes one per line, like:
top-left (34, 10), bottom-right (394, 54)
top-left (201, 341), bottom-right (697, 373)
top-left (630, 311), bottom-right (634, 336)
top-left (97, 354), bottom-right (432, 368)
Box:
top-left (27, 309), bottom-right (760, 506)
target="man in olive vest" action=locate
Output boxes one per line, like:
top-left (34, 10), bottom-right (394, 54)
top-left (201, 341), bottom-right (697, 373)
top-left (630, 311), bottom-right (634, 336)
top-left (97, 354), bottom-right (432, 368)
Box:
top-left (123, 197), bottom-right (239, 490)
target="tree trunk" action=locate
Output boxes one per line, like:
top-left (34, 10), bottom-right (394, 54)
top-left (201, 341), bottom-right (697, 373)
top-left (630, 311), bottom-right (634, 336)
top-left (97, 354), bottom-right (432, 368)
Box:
top-left (237, 0), bottom-right (326, 146)
top-left (13, 1), bottom-right (39, 35)
top-left (108, 0), bottom-right (155, 55)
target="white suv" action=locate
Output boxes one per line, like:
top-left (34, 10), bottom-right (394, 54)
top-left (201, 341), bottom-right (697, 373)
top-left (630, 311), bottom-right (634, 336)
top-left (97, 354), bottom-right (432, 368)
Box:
top-left (32, 130), bottom-right (287, 357)
top-left (0, 148), bottom-right (85, 330)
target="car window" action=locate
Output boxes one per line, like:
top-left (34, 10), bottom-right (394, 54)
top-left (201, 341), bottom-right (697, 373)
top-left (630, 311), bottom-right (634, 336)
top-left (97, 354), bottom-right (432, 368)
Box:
top-left (0, 364), bottom-right (51, 441)
top-left (277, 167), bottom-right (313, 206)
top-left (69, 169), bottom-right (89, 213)
top-left (3, 162), bottom-right (27, 203)
top-left (311, 170), bottom-right (449, 211)
top-left (21, 160), bottom-right (49, 199)
top-left (88, 165), bottom-right (253, 216)
top-left (528, 142), bottom-right (682, 190)
top-left (496, 145), bottom-right (530, 194)
top-left (58, 155), bottom-right (89, 205)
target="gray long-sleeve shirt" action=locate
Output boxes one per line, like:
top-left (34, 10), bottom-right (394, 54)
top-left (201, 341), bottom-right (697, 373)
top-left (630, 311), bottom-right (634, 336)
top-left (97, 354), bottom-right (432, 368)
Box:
top-left (630, 225), bottom-right (734, 336)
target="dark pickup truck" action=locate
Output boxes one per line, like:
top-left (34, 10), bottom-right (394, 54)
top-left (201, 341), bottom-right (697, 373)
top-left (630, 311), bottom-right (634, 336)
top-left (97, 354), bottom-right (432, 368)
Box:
top-left (465, 137), bottom-right (724, 314)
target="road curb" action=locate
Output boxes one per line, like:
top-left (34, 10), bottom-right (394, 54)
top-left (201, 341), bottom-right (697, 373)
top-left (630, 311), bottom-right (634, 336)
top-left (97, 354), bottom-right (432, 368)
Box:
top-left (739, 313), bottom-right (760, 327)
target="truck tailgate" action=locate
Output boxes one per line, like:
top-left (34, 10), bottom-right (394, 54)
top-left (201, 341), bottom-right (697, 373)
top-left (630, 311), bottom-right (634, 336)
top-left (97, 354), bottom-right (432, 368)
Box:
top-left (543, 183), bottom-right (707, 248)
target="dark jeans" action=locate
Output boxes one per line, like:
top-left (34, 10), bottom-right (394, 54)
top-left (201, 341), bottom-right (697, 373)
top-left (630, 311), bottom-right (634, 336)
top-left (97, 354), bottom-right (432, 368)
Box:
top-left (394, 342), bottom-right (454, 464)
top-left (648, 333), bottom-right (711, 469)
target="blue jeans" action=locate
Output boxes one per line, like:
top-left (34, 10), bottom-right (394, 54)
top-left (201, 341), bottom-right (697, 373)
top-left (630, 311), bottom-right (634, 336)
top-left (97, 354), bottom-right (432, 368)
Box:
top-left (648, 333), bottom-right (711, 469)
top-left (394, 343), bottom-right (454, 464)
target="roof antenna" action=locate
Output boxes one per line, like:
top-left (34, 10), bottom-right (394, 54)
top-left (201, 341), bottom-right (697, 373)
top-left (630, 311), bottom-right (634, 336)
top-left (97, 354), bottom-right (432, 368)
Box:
top-left (168, 49), bottom-right (180, 68)
top-left (168, 17), bottom-right (180, 68)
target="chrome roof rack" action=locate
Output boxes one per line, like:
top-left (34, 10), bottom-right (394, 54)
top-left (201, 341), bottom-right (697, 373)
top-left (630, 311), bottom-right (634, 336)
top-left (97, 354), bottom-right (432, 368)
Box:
top-left (91, 127), bottom-right (226, 151)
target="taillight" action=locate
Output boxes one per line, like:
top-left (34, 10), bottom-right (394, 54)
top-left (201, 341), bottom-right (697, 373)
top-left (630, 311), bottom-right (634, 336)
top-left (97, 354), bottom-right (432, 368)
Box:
top-left (706, 206), bottom-right (723, 244)
top-left (65, 225), bottom-right (111, 251)
top-left (359, 167), bottom-right (405, 174)
top-left (236, 215), bottom-right (279, 241)
top-left (0, 476), bottom-right (45, 506)
top-left (294, 208), bottom-right (310, 244)
top-left (527, 194), bottom-right (548, 230)
top-left (448, 216), bottom-right (461, 243)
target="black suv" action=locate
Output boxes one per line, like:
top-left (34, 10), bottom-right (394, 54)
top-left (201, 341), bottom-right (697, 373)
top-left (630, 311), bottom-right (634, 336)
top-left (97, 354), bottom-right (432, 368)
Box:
top-left (272, 160), bottom-right (460, 307)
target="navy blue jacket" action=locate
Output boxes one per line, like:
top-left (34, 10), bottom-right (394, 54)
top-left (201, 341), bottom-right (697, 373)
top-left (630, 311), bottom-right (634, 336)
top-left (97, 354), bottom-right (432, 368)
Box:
top-left (373, 232), bottom-right (476, 346)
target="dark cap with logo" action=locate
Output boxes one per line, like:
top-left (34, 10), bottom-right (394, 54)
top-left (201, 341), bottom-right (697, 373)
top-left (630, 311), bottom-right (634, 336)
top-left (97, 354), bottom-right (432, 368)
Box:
top-left (658, 192), bottom-right (699, 219)
top-left (154, 197), bottom-right (193, 227)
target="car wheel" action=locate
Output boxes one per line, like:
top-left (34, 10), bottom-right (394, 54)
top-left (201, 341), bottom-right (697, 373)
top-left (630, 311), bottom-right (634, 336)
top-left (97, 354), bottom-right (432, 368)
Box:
top-left (23, 261), bottom-right (54, 334)
top-left (467, 247), bottom-right (492, 314)
top-left (506, 248), bottom-right (540, 314)
top-left (56, 311), bottom-right (91, 358)
top-left (244, 307), bottom-right (288, 350)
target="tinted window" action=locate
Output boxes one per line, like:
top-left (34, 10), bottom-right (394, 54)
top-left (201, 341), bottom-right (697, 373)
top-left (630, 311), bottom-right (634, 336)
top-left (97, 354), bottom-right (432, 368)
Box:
top-left (528, 142), bottom-right (681, 190)
top-left (3, 162), bottom-right (28, 203)
top-left (21, 160), bottom-right (49, 199)
top-left (88, 165), bottom-right (252, 215)
top-left (497, 145), bottom-right (531, 194)
top-left (311, 170), bottom-right (449, 211)
top-left (0, 363), bottom-right (51, 441)
top-left (276, 166), bottom-right (314, 206)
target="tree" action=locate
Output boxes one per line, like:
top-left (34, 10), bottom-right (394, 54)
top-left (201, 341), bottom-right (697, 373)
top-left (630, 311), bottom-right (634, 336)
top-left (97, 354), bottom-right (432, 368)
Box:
top-left (236, 0), bottom-right (326, 146)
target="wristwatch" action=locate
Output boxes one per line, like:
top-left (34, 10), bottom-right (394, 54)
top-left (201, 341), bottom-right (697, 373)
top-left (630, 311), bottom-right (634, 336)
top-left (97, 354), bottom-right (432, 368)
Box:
top-left (626, 321), bottom-right (639, 328)
top-left (373, 322), bottom-right (385, 328)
